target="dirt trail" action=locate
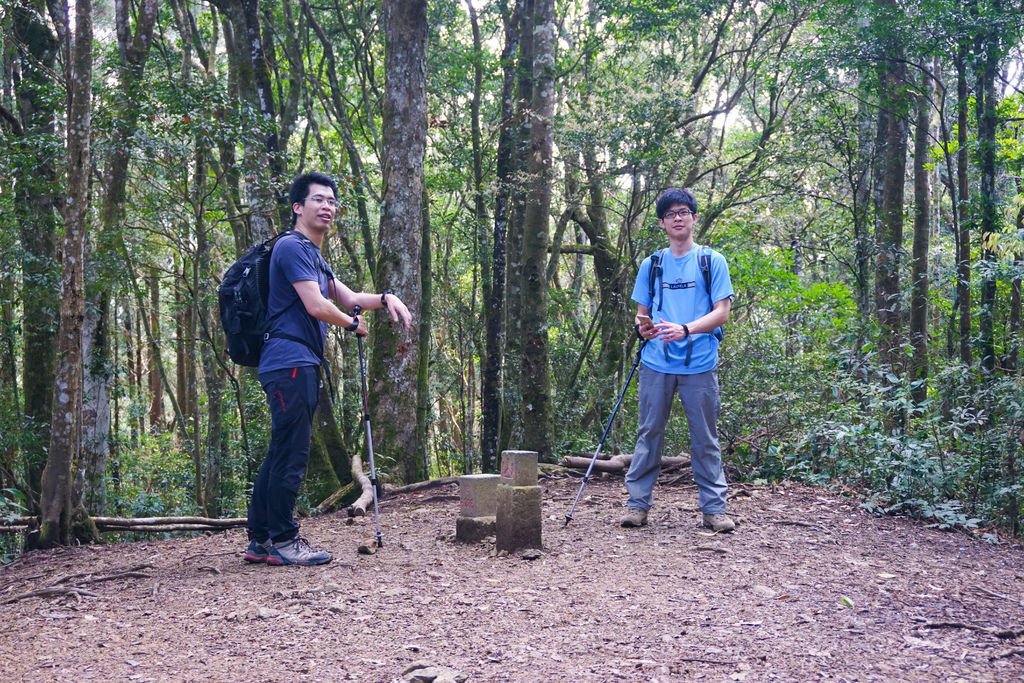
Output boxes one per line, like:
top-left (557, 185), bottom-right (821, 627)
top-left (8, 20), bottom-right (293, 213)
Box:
top-left (2, 476), bottom-right (1023, 682)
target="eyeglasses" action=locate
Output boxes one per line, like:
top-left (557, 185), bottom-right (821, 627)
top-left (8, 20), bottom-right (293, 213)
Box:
top-left (306, 194), bottom-right (339, 208)
top-left (662, 209), bottom-right (693, 220)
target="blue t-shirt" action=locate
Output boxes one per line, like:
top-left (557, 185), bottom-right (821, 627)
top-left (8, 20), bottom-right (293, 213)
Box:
top-left (630, 245), bottom-right (734, 374)
top-left (258, 232), bottom-right (336, 374)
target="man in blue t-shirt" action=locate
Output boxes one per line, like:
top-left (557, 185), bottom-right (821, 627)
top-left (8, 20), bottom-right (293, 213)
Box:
top-left (622, 187), bottom-right (736, 533)
top-left (244, 172), bottom-right (412, 566)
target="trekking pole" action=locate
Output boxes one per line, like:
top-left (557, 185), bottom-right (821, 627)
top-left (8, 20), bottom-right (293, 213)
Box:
top-left (353, 306), bottom-right (384, 548)
top-left (564, 337), bottom-right (646, 526)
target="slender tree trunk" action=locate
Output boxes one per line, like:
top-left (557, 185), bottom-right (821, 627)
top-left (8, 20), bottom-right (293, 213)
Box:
top-left (853, 92), bottom-right (876, 331)
top-left (38, 0), bottom-right (92, 548)
top-left (147, 268), bottom-right (164, 429)
top-left (80, 0), bottom-right (160, 515)
top-left (956, 49), bottom-right (972, 365)
top-left (417, 186), bottom-right (433, 476)
top-left (212, 0), bottom-right (281, 243)
top-left (976, 32), bottom-right (999, 374)
top-left (519, 0), bottom-right (556, 460)
top-left (909, 66), bottom-right (933, 403)
top-left (481, 0), bottom-right (521, 473)
top-left (874, 16), bottom-right (909, 377)
top-left (372, 0), bottom-right (427, 484)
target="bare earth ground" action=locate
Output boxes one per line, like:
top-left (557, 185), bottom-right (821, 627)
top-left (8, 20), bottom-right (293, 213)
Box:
top-left (2, 474), bottom-right (1024, 683)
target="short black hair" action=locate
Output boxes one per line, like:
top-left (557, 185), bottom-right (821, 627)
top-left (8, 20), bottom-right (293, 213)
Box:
top-left (288, 172), bottom-right (339, 226)
top-left (655, 188), bottom-right (698, 218)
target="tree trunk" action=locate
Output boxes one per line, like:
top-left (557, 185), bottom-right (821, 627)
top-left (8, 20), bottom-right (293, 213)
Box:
top-left (503, 0), bottom-right (534, 453)
top-left (371, 0), bottom-right (427, 484)
top-left (417, 186), bottom-right (433, 475)
top-left (78, 299), bottom-right (111, 515)
top-left (975, 32), bottom-right (999, 374)
top-left (212, 0), bottom-right (281, 243)
top-left (519, 0), bottom-right (556, 460)
top-left (956, 49), bottom-right (972, 365)
top-left (38, 0), bottom-right (92, 548)
top-left (481, 0), bottom-right (522, 473)
top-left (147, 268), bottom-right (164, 428)
top-left (909, 66), bottom-right (933, 403)
top-left (80, 0), bottom-right (160, 515)
top-left (874, 12), bottom-right (908, 378)
top-left (12, 0), bottom-right (61, 508)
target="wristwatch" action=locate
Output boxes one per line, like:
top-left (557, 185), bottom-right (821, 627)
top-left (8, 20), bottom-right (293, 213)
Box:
top-left (346, 315), bottom-right (360, 332)
top-left (381, 289), bottom-right (393, 307)
top-left (681, 323), bottom-right (690, 339)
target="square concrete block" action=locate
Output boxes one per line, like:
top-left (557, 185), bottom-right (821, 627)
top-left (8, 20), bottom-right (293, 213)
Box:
top-left (459, 474), bottom-right (500, 518)
top-left (495, 483), bottom-right (542, 553)
top-left (500, 450), bottom-right (538, 486)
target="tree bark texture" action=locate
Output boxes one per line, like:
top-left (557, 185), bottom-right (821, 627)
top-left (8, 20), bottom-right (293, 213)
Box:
top-left (481, 0), bottom-right (522, 473)
top-left (502, 0), bottom-right (534, 453)
top-left (372, 0), bottom-right (428, 484)
top-left (956, 50), bottom-right (971, 365)
top-left (873, 9), bottom-right (908, 376)
top-left (38, 0), bottom-right (92, 547)
top-left (519, 0), bottom-right (556, 460)
top-left (975, 28), bottom-right (999, 374)
top-left (909, 67), bottom-right (932, 403)
top-left (12, 0), bottom-right (61, 506)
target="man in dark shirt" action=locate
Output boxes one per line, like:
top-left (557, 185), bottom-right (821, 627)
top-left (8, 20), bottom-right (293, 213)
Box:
top-left (244, 172), bottom-right (412, 566)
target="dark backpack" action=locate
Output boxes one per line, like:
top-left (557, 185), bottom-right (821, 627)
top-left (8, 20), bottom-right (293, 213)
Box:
top-left (218, 232), bottom-right (290, 366)
top-left (218, 230), bottom-right (329, 367)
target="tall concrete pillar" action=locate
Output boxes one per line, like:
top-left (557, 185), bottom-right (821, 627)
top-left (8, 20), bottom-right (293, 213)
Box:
top-left (496, 450), bottom-right (542, 552)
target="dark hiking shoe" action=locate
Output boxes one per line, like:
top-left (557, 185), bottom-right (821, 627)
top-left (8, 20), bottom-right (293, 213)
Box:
top-left (267, 537), bottom-right (333, 566)
top-left (620, 508), bottom-right (649, 528)
top-left (243, 539), bottom-right (271, 564)
top-left (702, 513), bottom-right (736, 533)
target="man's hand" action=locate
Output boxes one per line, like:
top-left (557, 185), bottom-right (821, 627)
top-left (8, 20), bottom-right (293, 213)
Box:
top-left (652, 320), bottom-right (689, 342)
top-left (635, 313), bottom-right (656, 339)
top-left (383, 294), bottom-right (413, 331)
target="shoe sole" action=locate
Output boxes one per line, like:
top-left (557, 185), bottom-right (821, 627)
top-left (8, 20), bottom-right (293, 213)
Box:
top-left (266, 556), bottom-right (332, 567)
top-left (243, 553), bottom-right (268, 563)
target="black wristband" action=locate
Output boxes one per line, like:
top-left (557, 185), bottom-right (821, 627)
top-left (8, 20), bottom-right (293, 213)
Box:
top-left (681, 323), bottom-right (690, 338)
top-left (346, 315), bottom-right (360, 332)
top-left (381, 289), bottom-right (393, 307)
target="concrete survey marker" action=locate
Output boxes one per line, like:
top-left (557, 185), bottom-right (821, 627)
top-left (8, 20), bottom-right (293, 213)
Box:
top-left (496, 450), bottom-right (542, 553)
top-left (455, 473), bottom-right (499, 543)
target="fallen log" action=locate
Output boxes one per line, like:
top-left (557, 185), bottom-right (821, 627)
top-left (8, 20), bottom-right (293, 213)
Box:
top-left (92, 516), bottom-right (246, 528)
top-left (347, 449), bottom-right (376, 517)
top-left (1, 515), bottom-right (246, 533)
top-left (561, 454), bottom-right (691, 473)
top-left (314, 481), bottom-right (359, 516)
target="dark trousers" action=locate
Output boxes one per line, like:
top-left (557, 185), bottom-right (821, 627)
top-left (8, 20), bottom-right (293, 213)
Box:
top-left (248, 365), bottom-right (320, 543)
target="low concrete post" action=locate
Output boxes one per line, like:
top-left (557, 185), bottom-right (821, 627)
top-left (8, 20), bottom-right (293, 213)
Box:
top-left (496, 450), bottom-right (542, 552)
top-left (455, 474), bottom-right (500, 543)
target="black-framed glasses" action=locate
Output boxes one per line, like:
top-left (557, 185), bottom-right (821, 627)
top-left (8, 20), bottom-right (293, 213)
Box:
top-left (663, 209), bottom-right (693, 220)
top-left (306, 194), bottom-right (339, 208)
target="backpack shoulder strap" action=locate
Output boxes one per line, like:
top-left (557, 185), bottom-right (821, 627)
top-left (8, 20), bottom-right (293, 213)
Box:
top-left (648, 248), bottom-right (664, 311)
top-left (699, 246), bottom-right (712, 311)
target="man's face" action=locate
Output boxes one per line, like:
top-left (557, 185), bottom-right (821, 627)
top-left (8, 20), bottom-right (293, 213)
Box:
top-left (658, 202), bottom-right (697, 240)
top-left (293, 182), bottom-right (338, 231)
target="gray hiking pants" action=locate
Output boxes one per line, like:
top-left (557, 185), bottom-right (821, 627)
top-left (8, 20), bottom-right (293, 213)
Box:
top-left (625, 365), bottom-right (729, 514)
